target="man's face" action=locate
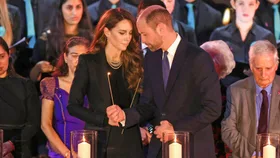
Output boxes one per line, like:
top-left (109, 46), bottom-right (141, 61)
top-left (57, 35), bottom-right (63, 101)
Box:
top-left (137, 19), bottom-right (163, 51)
top-left (250, 53), bottom-right (278, 88)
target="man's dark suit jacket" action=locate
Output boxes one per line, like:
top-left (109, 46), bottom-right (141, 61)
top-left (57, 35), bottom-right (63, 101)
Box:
top-left (88, 0), bottom-right (137, 27)
top-left (172, 0), bottom-right (222, 45)
top-left (124, 39), bottom-right (222, 158)
top-left (255, 0), bottom-right (279, 36)
top-left (7, 0), bottom-right (56, 38)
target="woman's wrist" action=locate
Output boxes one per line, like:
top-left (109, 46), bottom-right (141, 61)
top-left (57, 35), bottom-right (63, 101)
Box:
top-left (64, 150), bottom-right (70, 158)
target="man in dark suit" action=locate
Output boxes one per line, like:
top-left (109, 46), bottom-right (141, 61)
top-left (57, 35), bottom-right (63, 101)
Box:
top-left (255, 0), bottom-right (280, 41)
top-left (7, 0), bottom-right (57, 40)
top-left (172, 0), bottom-right (222, 45)
top-left (107, 5), bottom-right (221, 158)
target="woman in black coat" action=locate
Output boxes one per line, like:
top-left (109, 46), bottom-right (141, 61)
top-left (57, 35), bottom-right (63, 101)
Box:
top-left (68, 8), bottom-right (144, 158)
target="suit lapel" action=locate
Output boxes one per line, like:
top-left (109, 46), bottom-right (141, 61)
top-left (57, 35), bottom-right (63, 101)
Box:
top-left (246, 77), bottom-right (257, 130)
top-left (165, 41), bottom-right (186, 97)
top-left (269, 76), bottom-right (280, 130)
top-left (95, 51), bottom-right (111, 109)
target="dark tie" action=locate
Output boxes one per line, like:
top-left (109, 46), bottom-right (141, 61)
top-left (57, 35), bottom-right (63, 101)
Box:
top-left (258, 90), bottom-right (269, 134)
top-left (162, 51), bottom-right (170, 90)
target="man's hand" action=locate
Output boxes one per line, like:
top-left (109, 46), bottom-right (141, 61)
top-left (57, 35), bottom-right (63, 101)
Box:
top-left (140, 127), bottom-right (152, 146)
top-left (106, 105), bottom-right (125, 123)
top-left (154, 120), bottom-right (174, 142)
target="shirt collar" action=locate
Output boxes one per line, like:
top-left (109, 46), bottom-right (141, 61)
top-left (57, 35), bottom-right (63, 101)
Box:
top-left (228, 22), bottom-right (257, 36)
top-left (163, 34), bottom-right (181, 57)
top-left (255, 81), bottom-right (272, 96)
top-left (103, 0), bottom-right (122, 9)
top-left (181, 0), bottom-right (200, 8)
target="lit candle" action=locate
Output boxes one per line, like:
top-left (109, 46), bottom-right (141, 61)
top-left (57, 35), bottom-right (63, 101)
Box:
top-left (78, 135), bottom-right (91, 158)
top-left (263, 139), bottom-right (276, 158)
top-left (169, 136), bottom-right (182, 158)
top-left (222, 8), bottom-right (230, 25)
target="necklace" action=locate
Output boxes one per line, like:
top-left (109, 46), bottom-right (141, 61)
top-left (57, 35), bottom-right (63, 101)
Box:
top-left (106, 56), bottom-right (122, 69)
top-left (108, 60), bottom-right (123, 69)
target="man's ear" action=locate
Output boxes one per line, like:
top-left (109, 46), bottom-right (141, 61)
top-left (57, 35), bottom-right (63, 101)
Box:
top-left (156, 23), bottom-right (165, 36)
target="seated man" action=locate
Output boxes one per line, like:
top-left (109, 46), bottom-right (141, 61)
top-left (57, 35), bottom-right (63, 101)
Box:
top-left (222, 40), bottom-right (280, 158)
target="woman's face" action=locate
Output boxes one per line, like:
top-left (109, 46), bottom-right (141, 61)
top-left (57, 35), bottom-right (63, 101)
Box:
top-left (233, 0), bottom-right (259, 23)
top-left (0, 46), bottom-right (9, 78)
top-left (62, 0), bottom-right (84, 26)
top-left (162, 0), bottom-right (175, 14)
top-left (105, 19), bottom-right (133, 52)
top-left (64, 44), bottom-right (88, 73)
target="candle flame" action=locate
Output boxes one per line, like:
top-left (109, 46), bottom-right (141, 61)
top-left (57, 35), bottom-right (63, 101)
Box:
top-left (107, 72), bottom-right (111, 76)
top-left (82, 135), bottom-right (86, 142)
top-left (267, 137), bottom-right (271, 145)
top-left (222, 8), bottom-right (230, 25)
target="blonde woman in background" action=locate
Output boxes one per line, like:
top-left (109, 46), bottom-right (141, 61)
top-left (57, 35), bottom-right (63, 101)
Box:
top-left (0, 0), bottom-right (13, 46)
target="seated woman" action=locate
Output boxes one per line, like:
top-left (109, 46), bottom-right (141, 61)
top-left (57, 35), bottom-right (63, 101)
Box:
top-left (200, 40), bottom-right (235, 157)
top-left (40, 37), bottom-right (90, 158)
top-left (30, 0), bottom-right (93, 82)
top-left (210, 0), bottom-right (276, 87)
top-left (0, 37), bottom-right (41, 157)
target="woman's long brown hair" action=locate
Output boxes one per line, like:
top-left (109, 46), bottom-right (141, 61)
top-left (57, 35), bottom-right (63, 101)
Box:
top-left (90, 8), bottom-right (143, 92)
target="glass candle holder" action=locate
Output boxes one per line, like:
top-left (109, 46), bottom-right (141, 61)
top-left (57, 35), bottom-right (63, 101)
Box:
top-left (256, 133), bottom-right (280, 158)
top-left (71, 130), bottom-right (97, 158)
top-left (0, 129), bottom-right (3, 158)
top-left (162, 131), bottom-right (190, 158)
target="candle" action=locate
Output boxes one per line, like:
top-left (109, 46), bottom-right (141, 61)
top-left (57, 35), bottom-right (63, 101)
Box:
top-left (78, 136), bottom-right (91, 158)
top-left (169, 137), bottom-right (182, 158)
top-left (263, 143), bottom-right (276, 158)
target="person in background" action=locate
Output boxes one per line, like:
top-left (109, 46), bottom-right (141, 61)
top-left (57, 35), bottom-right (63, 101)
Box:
top-left (88, 0), bottom-right (138, 27)
top-left (0, 0), bottom-right (14, 46)
top-left (68, 8), bottom-right (144, 158)
top-left (40, 37), bottom-right (89, 158)
top-left (210, 0), bottom-right (276, 88)
top-left (0, 37), bottom-right (41, 158)
top-left (173, 0), bottom-right (222, 45)
top-left (30, 0), bottom-right (93, 82)
top-left (255, 0), bottom-right (280, 41)
top-left (201, 40), bottom-right (235, 157)
top-left (222, 40), bottom-right (280, 158)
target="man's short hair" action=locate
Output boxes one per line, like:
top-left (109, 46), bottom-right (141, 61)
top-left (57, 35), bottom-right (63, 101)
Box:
top-left (201, 40), bottom-right (236, 79)
top-left (249, 40), bottom-right (279, 64)
top-left (138, 5), bottom-right (173, 30)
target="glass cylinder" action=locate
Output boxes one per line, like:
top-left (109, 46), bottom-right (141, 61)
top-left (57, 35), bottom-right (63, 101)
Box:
top-left (162, 131), bottom-right (190, 158)
top-left (71, 130), bottom-right (97, 158)
top-left (0, 129), bottom-right (3, 158)
top-left (256, 133), bottom-right (280, 158)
